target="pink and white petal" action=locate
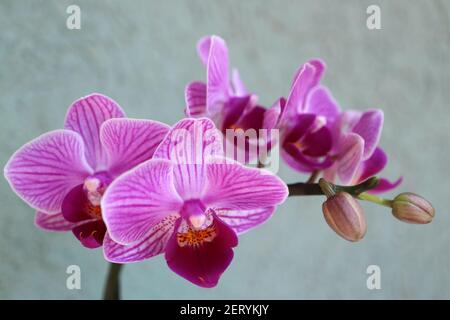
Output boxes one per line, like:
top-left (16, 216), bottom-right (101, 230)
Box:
top-left (154, 118), bottom-right (224, 163)
top-left (283, 59), bottom-right (325, 123)
top-left (102, 159), bottom-right (183, 245)
top-left (216, 206), bottom-right (275, 235)
top-left (100, 118), bottom-right (170, 176)
top-left (351, 109), bottom-right (384, 160)
top-left (103, 214), bottom-right (179, 263)
top-left (368, 177), bottom-right (403, 194)
top-left (356, 147), bottom-right (387, 182)
top-left (197, 35), bottom-right (212, 66)
top-left (304, 86), bottom-right (340, 121)
top-left (35, 211), bottom-right (78, 232)
top-left (185, 81), bottom-right (207, 117)
top-left (64, 93), bottom-right (125, 171)
top-left (154, 118), bottom-right (224, 198)
top-left (203, 161), bottom-right (288, 210)
top-left (206, 36), bottom-right (230, 114)
top-left (231, 69), bottom-right (248, 96)
top-left (4, 130), bottom-right (92, 214)
top-left (337, 133), bottom-right (364, 184)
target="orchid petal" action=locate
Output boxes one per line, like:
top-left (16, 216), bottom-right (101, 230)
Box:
top-left (203, 160), bottom-right (288, 210)
top-left (301, 126), bottom-right (333, 157)
top-left (35, 211), bottom-right (78, 232)
top-left (100, 118), bottom-right (170, 176)
top-left (4, 130), bottom-right (92, 214)
top-left (352, 109), bottom-right (384, 160)
top-left (282, 144), bottom-right (333, 172)
top-left (165, 216), bottom-right (238, 288)
top-left (231, 69), bottom-right (248, 96)
top-left (102, 159), bottom-right (183, 245)
top-left (283, 59), bottom-right (324, 123)
top-left (368, 177), bottom-right (403, 194)
top-left (72, 220), bottom-right (106, 249)
top-left (185, 81), bottom-right (207, 117)
top-left (103, 214), bottom-right (179, 263)
top-left (206, 36), bottom-right (229, 114)
top-left (263, 98), bottom-right (284, 130)
top-left (337, 133), bottom-right (364, 184)
top-left (217, 206), bottom-right (275, 235)
top-left (221, 96), bottom-right (251, 130)
top-left (64, 93), bottom-right (125, 171)
top-left (154, 118), bottom-right (224, 199)
top-left (197, 36), bottom-right (212, 66)
top-left (304, 86), bottom-right (340, 121)
top-left (357, 147), bottom-right (387, 182)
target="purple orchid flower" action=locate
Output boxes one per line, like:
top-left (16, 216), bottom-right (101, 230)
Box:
top-left (323, 110), bottom-right (402, 193)
top-left (185, 35), bottom-right (269, 162)
top-left (4, 93), bottom-right (170, 249)
top-left (263, 59), bottom-right (341, 173)
top-left (101, 118), bottom-right (288, 288)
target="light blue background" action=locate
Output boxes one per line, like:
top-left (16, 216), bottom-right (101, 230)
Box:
top-left (0, 0), bottom-right (449, 299)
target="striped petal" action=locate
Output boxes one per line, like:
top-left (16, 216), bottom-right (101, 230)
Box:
top-left (4, 130), bottom-right (92, 214)
top-left (206, 36), bottom-right (230, 114)
top-left (217, 206), bottom-right (275, 235)
top-left (64, 93), bottom-right (125, 171)
top-left (35, 211), bottom-right (78, 232)
top-left (185, 81), bottom-right (207, 117)
top-left (103, 214), bottom-right (178, 263)
top-left (100, 118), bottom-right (170, 176)
top-left (203, 160), bottom-right (288, 210)
top-left (197, 36), bottom-right (212, 66)
top-left (154, 118), bottom-right (224, 199)
top-left (102, 159), bottom-right (183, 245)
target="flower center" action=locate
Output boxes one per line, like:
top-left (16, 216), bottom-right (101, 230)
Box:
top-left (82, 172), bottom-right (111, 220)
top-left (177, 223), bottom-right (217, 247)
top-left (177, 200), bottom-right (217, 247)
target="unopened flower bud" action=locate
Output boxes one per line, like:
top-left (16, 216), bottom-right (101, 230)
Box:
top-left (392, 192), bottom-right (435, 224)
top-left (322, 192), bottom-right (367, 242)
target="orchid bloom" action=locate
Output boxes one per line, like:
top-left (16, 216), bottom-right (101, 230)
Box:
top-left (4, 93), bottom-right (169, 249)
top-left (263, 59), bottom-right (341, 173)
top-left (185, 35), bottom-right (270, 162)
top-left (323, 110), bottom-right (402, 193)
top-left (101, 118), bottom-right (288, 287)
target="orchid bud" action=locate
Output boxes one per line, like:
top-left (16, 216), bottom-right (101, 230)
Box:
top-left (322, 192), bottom-right (367, 242)
top-left (392, 192), bottom-right (435, 224)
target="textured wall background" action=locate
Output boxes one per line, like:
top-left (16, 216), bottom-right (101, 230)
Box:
top-left (0, 0), bottom-right (449, 299)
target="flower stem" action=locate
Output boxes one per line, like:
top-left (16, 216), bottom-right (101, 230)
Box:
top-left (358, 192), bottom-right (393, 208)
top-left (103, 262), bottom-right (123, 300)
top-left (287, 177), bottom-right (379, 198)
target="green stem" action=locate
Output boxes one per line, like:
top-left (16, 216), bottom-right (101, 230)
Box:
top-left (358, 192), bottom-right (393, 208)
top-left (287, 177), bottom-right (379, 198)
top-left (103, 263), bottom-right (123, 300)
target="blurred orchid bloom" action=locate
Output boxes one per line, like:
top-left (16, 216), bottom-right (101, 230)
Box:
top-left (323, 110), bottom-right (402, 193)
top-left (263, 59), bottom-right (341, 173)
top-left (102, 118), bottom-right (288, 287)
top-left (185, 35), bottom-right (270, 163)
top-left (4, 94), bottom-right (170, 248)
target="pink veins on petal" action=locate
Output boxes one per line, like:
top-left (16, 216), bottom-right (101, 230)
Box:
top-left (102, 118), bottom-right (288, 288)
